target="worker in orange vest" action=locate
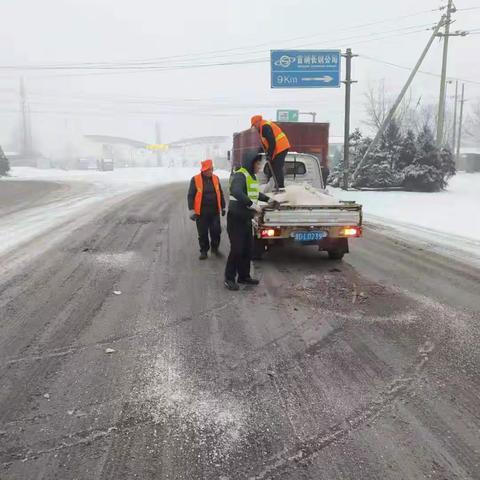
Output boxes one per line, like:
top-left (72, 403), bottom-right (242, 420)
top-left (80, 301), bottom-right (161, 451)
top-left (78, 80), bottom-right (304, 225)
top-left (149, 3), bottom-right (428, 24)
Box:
top-left (187, 159), bottom-right (226, 259)
top-left (251, 115), bottom-right (291, 190)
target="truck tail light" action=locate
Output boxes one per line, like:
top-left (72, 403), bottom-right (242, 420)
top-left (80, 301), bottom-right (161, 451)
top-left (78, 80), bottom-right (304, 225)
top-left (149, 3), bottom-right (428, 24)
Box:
top-left (261, 228), bottom-right (278, 238)
top-left (341, 226), bottom-right (362, 237)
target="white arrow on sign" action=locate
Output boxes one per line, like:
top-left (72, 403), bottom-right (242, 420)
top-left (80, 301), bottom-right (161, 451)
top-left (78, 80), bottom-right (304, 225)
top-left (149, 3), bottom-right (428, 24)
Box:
top-left (302, 75), bottom-right (334, 83)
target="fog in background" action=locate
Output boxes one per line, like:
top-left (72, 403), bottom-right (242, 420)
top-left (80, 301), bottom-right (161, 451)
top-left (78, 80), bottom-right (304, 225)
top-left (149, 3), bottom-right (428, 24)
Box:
top-left (0, 0), bottom-right (479, 159)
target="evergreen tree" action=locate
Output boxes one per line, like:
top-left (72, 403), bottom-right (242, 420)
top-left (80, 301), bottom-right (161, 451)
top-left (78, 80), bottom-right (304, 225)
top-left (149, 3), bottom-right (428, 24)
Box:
top-left (0, 147), bottom-right (10, 177)
top-left (403, 125), bottom-right (454, 192)
top-left (327, 129), bottom-right (371, 187)
top-left (352, 147), bottom-right (402, 189)
top-left (328, 124), bottom-right (455, 191)
top-left (350, 132), bottom-right (372, 172)
top-left (439, 146), bottom-right (456, 183)
top-left (380, 118), bottom-right (403, 171)
top-left (397, 129), bottom-right (416, 172)
top-left (331, 147), bottom-right (343, 168)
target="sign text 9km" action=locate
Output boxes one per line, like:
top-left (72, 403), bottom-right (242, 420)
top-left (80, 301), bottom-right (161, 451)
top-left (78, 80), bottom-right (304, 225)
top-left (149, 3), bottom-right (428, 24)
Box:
top-left (271, 50), bottom-right (341, 89)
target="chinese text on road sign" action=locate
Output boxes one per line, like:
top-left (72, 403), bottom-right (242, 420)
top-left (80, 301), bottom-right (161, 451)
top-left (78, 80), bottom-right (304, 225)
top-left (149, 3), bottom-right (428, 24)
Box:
top-left (271, 50), bottom-right (341, 89)
top-left (277, 110), bottom-right (299, 122)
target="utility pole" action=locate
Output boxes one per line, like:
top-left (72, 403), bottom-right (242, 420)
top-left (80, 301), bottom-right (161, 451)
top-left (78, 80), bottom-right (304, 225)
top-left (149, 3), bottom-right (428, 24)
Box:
top-left (436, 1), bottom-right (468, 146)
top-left (436, 0), bottom-right (454, 146)
top-left (354, 15), bottom-right (446, 180)
top-left (155, 121), bottom-right (162, 167)
top-left (452, 80), bottom-right (459, 153)
top-left (455, 83), bottom-right (465, 164)
top-left (19, 77), bottom-right (32, 156)
top-left (342, 48), bottom-right (357, 190)
top-left (442, 80), bottom-right (453, 145)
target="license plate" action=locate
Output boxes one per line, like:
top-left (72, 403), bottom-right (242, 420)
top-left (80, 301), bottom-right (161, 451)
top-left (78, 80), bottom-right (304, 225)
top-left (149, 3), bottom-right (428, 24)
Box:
top-left (293, 231), bottom-right (327, 242)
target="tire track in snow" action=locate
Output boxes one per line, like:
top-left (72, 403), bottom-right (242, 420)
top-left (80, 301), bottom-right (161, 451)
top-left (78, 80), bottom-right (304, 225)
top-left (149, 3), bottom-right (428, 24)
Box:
top-left (251, 340), bottom-right (435, 479)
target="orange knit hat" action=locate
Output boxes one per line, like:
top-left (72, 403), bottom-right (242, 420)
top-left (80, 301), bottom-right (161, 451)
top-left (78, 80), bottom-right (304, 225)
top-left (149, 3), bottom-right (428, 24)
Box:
top-left (250, 115), bottom-right (263, 127)
top-left (201, 159), bottom-right (213, 172)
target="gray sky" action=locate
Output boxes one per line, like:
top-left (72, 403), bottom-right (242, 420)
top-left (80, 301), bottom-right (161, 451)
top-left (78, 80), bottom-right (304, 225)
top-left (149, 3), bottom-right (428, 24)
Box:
top-left (1, 0), bottom-right (479, 154)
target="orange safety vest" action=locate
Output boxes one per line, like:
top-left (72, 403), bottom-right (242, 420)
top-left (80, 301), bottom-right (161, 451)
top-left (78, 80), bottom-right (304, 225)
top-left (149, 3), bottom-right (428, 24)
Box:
top-left (193, 173), bottom-right (222, 216)
top-left (260, 120), bottom-right (291, 158)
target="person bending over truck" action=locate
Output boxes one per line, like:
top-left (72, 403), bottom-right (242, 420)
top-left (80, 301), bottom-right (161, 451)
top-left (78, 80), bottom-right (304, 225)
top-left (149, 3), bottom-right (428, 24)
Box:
top-left (250, 115), bottom-right (291, 190)
top-left (188, 159), bottom-right (226, 260)
top-left (225, 153), bottom-right (279, 291)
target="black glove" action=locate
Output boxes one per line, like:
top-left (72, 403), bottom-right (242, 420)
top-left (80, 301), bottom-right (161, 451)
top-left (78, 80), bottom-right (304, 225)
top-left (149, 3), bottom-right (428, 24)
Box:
top-left (189, 210), bottom-right (198, 221)
top-left (222, 209), bottom-right (226, 217)
top-left (268, 199), bottom-right (281, 209)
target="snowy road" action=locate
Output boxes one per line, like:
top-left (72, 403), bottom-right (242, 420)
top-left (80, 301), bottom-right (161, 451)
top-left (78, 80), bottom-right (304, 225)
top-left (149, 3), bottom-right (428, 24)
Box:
top-left (1, 180), bottom-right (479, 479)
top-left (0, 167), bottom-right (209, 276)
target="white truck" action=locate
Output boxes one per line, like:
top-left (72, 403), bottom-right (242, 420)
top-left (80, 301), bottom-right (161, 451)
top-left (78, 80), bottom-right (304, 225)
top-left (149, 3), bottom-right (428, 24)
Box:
top-left (253, 153), bottom-right (362, 260)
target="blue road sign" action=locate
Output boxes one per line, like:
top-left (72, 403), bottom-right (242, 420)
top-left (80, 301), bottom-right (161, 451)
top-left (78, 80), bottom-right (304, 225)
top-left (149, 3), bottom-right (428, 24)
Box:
top-left (271, 50), bottom-right (341, 89)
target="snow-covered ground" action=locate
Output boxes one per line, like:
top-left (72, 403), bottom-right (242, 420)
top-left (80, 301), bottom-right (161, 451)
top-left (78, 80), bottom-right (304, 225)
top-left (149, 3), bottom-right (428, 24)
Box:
top-left (5, 166), bottom-right (226, 194)
top-left (330, 173), bottom-right (480, 263)
top-left (2, 167), bottom-right (479, 269)
top-left (0, 167), bottom-right (228, 267)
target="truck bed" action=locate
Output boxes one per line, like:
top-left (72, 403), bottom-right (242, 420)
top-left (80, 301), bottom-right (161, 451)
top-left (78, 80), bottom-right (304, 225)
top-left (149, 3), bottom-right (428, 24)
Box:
top-left (263, 203), bottom-right (362, 227)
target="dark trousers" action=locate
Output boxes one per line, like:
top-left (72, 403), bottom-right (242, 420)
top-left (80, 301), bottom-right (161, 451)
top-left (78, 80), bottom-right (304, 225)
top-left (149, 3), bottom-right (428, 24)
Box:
top-left (225, 213), bottom-right (253, 281)
top-left (196, 212), bottom-right (221, 253)
top-left (269, 149), bottom-right (288, 189)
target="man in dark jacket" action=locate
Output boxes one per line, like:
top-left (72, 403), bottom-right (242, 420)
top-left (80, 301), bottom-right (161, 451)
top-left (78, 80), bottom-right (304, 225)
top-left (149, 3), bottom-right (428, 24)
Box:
top-left (188, 159), bottom-right (226, 259)
top-left (224, 153), bottom-right (278, 291)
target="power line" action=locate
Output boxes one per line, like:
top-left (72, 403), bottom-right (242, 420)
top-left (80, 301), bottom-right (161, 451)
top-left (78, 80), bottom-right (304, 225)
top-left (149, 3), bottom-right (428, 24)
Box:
top-left (0, 108), bottom-right (244, 118)
top-left (456, 6), bottom-right (480, 12)
top-left (0, 23), bottom-right (432, 73)
top-left (289, 24), bottom-right (431, 50)
top-left (360, 54), bottom-right (480, 86)
top-left (0, 88), bottom-right (340, 113)
top-left (8, 27), bottom-right (433, 80)
top-left (0, 11), bottom-right (441, 73)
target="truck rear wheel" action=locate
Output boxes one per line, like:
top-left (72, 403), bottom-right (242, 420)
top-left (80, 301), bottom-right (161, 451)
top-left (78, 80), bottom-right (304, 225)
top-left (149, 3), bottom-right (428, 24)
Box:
top-left (323, 238), bottom-right (348, 260)
top-left (252, 238), bottom-right (267, 260)
top-left (327, 250), bottom-right (345, 260)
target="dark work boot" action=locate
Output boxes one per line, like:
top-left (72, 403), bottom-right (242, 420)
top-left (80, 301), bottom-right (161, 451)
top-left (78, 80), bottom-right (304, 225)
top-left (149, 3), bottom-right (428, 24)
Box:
top-left (199, 251), bottom-right (208, 260)
top-left (224, 279), bottom-right (239, 291)
top-left (238, 277), bottom-right (260, 285)
top-left (211, 246), bottom-right (222, 257)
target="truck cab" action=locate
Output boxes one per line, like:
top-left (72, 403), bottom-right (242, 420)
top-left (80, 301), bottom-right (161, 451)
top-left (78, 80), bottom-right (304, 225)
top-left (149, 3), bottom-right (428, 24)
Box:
top-left (258, 152), bottom-right (325, 191)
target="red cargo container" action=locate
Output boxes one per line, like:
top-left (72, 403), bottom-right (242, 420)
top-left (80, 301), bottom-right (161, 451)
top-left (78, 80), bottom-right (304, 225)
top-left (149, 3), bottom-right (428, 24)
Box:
top-left (231, 122), bottom-right (330, 182)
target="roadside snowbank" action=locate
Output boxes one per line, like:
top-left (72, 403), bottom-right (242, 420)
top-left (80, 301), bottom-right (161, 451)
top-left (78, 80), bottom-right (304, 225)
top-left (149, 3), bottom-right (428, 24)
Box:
top-left (5, 166), bottom-right (230, 193)
top-left (329, 173), bottom-right (480, 261)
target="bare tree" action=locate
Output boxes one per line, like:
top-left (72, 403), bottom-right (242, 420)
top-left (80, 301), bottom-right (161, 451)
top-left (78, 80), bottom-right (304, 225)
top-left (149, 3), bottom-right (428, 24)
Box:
top-left (362, 81), bottom-right (456, 148)
top-left (363, 80), bottom-right (413, 132)
top-left (364, 80), bottom-right (389, 130)
top-left (413, 103), bottom-right (436, 134)
top-left (402, 98), bottom-right (454, 147)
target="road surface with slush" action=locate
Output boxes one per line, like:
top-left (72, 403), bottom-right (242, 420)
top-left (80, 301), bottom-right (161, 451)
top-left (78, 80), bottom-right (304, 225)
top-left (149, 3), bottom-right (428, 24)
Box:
top-left (1, 181), bottom-right (479, 479)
